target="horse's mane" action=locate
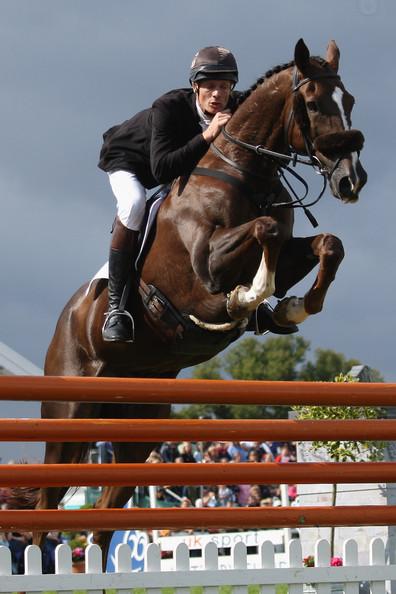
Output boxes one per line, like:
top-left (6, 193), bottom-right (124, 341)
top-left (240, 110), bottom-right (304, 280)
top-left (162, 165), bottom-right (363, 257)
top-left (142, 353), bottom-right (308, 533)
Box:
top-left (235, 56), bottom-right (329, 108)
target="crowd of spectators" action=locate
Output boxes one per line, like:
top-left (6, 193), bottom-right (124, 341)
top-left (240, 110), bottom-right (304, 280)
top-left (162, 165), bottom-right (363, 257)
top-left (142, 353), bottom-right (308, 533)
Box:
top-left (0, 526), bottom-right (61, 574)
top-left (143, 439), bottom-right (298, 509)
top-left (0, 440), bottom-right (297, 572)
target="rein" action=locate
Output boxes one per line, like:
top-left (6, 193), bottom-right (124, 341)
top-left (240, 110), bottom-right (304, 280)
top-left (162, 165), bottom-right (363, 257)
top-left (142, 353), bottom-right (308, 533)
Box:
top-left (196, 67), bottom-right (342, 227)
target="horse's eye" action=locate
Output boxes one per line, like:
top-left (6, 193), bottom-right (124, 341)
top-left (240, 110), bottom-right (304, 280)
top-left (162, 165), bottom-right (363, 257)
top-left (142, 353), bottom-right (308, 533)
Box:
top-left (306, 101), bottom-right (319, 112)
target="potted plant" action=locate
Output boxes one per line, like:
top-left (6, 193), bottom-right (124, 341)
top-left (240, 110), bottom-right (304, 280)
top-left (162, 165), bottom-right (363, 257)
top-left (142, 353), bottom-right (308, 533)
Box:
top-left (66, 532), bottom-right (88, 572)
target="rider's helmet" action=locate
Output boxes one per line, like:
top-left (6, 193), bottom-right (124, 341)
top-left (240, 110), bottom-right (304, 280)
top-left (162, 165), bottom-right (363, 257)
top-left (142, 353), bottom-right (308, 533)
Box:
top-left (189, 46), bottom-right (239, 86)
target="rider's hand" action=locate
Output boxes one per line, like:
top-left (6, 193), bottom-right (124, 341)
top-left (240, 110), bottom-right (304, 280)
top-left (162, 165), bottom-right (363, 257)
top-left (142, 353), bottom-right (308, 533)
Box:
top-left (202, 110), bottom-right (232, 144)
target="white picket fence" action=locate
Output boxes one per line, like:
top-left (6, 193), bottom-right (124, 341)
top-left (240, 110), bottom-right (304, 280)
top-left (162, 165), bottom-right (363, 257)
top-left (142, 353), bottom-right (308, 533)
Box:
top-left (0, 537), bottom-right (395, 594)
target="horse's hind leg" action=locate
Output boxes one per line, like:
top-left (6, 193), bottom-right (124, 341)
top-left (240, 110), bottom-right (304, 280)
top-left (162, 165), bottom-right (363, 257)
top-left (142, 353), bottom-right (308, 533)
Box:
top-left (92, 442), bottom-right (162, 569)
top-left (32, 440), bottom-right (91, 551)
top-left (272, 233), bottom-right (344, 325)
top-left (92, 403), bottom-right (171, 569)
top-left (33, 402), bottom-right (96, 550)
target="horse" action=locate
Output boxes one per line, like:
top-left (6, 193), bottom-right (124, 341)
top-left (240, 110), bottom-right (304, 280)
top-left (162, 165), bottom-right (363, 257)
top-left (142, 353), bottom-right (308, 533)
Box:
top-left (34, 39), bottom-right (366, 564)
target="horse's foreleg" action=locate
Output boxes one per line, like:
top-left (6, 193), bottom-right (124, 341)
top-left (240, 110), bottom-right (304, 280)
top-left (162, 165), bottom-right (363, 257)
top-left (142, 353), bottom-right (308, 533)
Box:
top-left (273, 233), bottom-right (344, 325)
top-left (208, 217), bottom-right (284, 319)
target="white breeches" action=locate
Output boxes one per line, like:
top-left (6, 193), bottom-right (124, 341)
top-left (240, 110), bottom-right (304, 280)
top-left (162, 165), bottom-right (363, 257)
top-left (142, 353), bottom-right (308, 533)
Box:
top-left (108, 170), bottom-right (147, 231)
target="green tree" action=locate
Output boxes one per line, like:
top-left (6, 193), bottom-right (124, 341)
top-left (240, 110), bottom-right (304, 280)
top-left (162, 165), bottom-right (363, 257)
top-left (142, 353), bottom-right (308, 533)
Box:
top-left (224, 335), bottom-right (309, 381)
top-left (192, 357), bottom-right (223, 380)
top-left (298, 348), bottom-right (361, 381)
top-left (176, 336), bottom-right (310, 419)
top-left (177, 335), bottom-right (384, 420)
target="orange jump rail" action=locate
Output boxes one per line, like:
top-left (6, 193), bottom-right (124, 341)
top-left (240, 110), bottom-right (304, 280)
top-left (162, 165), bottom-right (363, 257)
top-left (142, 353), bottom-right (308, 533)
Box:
top-left (0, 376), bottom-right (395, 405)
top-left (2, 462), bottom-right (396, 487)
top-left (1, 506), bottom-right (396, 531)
top-left (0, 418), bottom-right (395, 441)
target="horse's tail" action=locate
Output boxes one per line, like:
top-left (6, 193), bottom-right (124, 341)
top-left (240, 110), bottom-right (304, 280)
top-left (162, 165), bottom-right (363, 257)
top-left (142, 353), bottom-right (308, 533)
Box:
top-left (6, 486), bottom-right (39, 509)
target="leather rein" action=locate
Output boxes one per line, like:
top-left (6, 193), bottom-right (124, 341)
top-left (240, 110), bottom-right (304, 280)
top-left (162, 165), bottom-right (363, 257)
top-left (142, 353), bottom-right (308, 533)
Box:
top-left (193, 67), bottom-right (342, 228)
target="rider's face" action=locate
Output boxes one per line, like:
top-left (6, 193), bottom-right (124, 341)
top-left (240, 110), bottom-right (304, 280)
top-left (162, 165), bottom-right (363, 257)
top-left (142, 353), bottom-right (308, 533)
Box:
top-left (195, 80), bottom-right (232, 115)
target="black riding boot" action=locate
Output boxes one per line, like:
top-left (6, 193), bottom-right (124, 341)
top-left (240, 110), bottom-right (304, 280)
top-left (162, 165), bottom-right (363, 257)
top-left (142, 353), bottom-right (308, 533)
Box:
top-left (102, 248), bottom-right (135, 342)
top-left (246, 301), bottom-right (299, 335)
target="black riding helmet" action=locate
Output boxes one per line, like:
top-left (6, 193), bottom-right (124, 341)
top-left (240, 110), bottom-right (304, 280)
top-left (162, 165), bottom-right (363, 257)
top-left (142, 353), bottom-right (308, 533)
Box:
top-left (189, 46), bottom-right (239, 85)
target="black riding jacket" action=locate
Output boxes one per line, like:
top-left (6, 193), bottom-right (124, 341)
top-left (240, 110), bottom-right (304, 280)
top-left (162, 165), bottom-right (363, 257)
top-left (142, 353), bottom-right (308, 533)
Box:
top-left (98, 88), bottom-right (239, 189)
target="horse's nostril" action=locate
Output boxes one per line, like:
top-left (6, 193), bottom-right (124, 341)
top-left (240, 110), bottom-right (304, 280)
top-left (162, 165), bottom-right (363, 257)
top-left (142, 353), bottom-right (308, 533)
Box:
top-left (339, 176), bottom-right (353, 196)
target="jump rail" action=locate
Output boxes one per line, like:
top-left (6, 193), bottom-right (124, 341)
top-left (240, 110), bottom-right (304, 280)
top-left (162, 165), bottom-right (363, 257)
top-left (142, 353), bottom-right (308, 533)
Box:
top-left (1, 418), bottom-right (395, 441)
top-left (1, 506), bottom-right (396, 531)
top-left (2, 462), bottom-right (396, 487)
top-left (2, 376), bottom-right (396, 532)
top-left (0, 375), bottom-right (395, 405)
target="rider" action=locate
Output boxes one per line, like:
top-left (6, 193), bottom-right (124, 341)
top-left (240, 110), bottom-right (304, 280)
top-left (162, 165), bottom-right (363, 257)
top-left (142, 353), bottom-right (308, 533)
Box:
top-left (98, 46), bottom-right (296, 343)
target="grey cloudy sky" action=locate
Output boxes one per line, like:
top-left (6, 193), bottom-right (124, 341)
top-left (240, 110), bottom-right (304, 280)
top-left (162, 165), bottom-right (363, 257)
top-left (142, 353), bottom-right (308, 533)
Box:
top-left (1, 0), bottom-right (395, 400)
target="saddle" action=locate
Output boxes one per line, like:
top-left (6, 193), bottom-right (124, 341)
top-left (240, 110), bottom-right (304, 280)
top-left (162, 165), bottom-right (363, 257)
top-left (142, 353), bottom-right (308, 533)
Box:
top-left (135, 186), bottom-right (190, 341)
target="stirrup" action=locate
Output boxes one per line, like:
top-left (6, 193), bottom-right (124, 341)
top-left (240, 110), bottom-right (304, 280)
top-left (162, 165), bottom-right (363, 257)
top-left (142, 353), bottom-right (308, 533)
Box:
top-left (102, 309), bottom-right (135, 343)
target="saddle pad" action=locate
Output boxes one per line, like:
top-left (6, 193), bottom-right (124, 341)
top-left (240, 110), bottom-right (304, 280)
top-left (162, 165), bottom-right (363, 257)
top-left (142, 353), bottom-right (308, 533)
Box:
top-left (87, 192), bottom-right (166, 293)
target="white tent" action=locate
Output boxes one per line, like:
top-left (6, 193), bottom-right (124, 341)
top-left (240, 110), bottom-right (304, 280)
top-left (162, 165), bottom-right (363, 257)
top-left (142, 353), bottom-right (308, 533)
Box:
top-left (0, 340), bottom-right (43, 375)
top-left (0, 341), bottom-right (43, 462)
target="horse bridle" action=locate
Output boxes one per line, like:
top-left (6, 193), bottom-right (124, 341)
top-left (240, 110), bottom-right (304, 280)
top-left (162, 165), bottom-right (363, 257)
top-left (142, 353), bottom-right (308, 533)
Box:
top-left (208, 67), bottom-right (343, 224)
top-left (222, 67), bottom-right (341, 171)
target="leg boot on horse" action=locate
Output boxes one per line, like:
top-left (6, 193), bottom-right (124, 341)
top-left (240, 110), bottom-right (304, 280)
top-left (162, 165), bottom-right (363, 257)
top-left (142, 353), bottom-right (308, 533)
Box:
top-left (102, 218), bottom-right (138, 343)
top-left (246, 300), bottom-right (299, 335)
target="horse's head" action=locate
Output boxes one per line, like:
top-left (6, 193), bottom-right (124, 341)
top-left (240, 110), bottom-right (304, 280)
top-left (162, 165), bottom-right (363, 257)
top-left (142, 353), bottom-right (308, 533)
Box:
top-left (288, 39), bottom-right (367, 203)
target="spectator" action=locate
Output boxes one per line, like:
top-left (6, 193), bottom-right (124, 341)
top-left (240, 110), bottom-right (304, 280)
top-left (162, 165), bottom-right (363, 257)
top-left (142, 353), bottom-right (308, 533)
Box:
top-left (180, 497), bottom-right (193, 508)
top-left (260, 497), bottom-right (273, 506)
top-left (95, 441), bottom-right (113, 463)
top-left (202, 449), bottom-right (216, 463)
top-left (8, 531), bottom-right (32, 574)
top-left (246, 492), bottom-right (261, 507)
top-left (234, 483), bottom-right (251, 506)
top-left (202, 488), bottom-right (218, 507)
top-left (274, 444), bottom-right (296, 463)
top-left (195, 487), bottom-right (218, 508)
top-left (178, 442), bottom-right (196, 463)
top-left (213, 442), bottom-right (230, 460)
top-left (217, 484), bottom-right (235, 507)
top-left (160, 442), bottom-right (179, 463)
top-left (227, 442), bottom-right (248, 461)
top-left (247, 449), bottom-right (260, 463)
top-left (249, 484), bottom-right (264, 501)
top-left (147, 451), bottom-right (163, 463)
top-left (42, 531), bottom-right (62, 574)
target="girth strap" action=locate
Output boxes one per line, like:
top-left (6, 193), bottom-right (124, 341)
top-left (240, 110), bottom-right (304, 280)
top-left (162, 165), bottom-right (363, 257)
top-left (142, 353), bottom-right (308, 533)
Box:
top-left (139, 279), bottom-right (186, 340)
top-left (191, 166), bottom-right (283, 213)
top-left (192, 166), bottom-right (250, 194)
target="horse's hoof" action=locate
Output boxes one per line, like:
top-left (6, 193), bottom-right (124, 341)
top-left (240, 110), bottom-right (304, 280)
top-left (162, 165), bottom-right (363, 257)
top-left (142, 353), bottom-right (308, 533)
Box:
top-left (273, 296), bottom-right (308, 326)
top-left (226, 285), bottom-right (252, 320)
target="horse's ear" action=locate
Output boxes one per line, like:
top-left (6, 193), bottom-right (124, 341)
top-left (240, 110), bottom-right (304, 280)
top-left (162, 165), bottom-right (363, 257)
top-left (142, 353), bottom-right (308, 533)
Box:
top-left (326, 40), bottom-right (340, 72)
top-left (294, 38), bottom-right (310, 75)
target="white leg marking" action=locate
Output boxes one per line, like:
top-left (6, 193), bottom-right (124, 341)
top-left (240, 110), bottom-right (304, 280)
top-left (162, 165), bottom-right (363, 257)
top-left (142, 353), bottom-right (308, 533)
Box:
top-left (285, 297), bottom-right (309, 324)
top-left (237, 253), bottom-right (275, 307)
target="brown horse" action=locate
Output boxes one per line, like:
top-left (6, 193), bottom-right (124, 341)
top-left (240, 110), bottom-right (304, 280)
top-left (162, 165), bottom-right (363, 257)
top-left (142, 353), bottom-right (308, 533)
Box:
top-left (37, 39), bottom-right (366, 563)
